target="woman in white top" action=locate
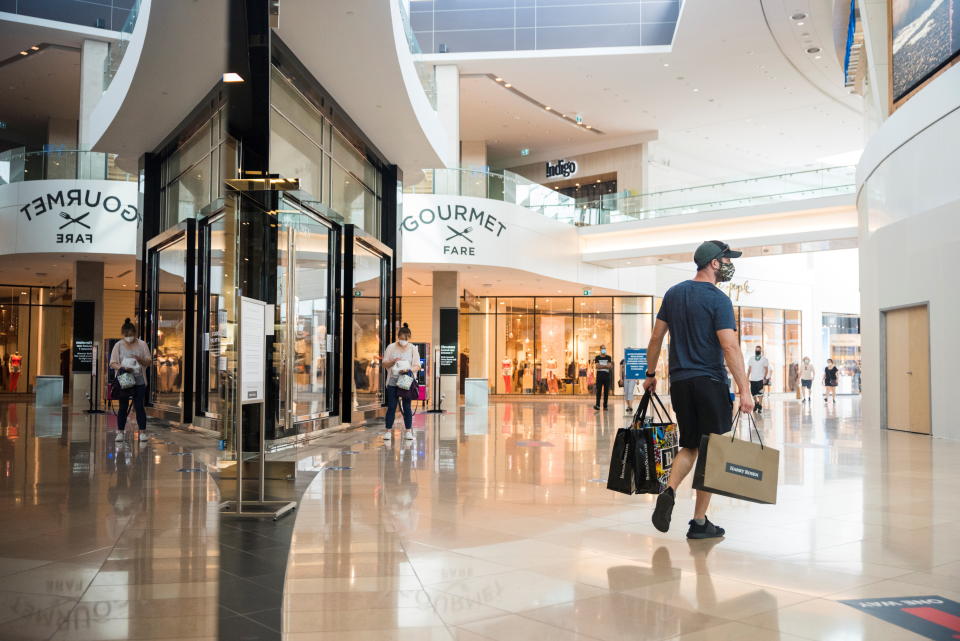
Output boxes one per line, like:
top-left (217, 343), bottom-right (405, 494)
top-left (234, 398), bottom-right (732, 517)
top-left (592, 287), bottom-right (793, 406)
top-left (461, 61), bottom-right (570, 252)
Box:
top-left (799, 357), bottom-right (815, 402)
top-left (109, 318), bottom-right (153, 443)
top-left (381, 324), bottom-right (421, 440)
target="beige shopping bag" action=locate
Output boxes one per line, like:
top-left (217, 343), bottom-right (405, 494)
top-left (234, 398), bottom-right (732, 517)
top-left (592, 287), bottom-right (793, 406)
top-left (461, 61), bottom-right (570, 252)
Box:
top-left (692, 413), bottom-right (779, 504)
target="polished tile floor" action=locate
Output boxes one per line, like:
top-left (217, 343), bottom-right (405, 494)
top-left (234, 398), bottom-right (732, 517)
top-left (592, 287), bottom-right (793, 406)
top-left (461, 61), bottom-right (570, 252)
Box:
top-left (2, 396), bottom-right (959, 640)
top-left (0, 404), bottom-right (219, 641)
top-left (285, 395), bottom-right (960, 640)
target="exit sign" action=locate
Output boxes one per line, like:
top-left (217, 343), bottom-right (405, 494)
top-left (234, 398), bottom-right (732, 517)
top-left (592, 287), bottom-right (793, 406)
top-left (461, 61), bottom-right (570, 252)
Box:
top-left (353, 289), bottom-right (362, 297)
top-left (520, 148), bottom-right (530, 157)
top-left (583, 289), bottom-right (592, 296)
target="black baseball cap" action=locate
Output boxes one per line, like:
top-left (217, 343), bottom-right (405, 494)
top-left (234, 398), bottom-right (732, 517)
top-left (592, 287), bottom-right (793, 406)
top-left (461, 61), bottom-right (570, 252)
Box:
top-left (694, 240), bottom-right (742, 268)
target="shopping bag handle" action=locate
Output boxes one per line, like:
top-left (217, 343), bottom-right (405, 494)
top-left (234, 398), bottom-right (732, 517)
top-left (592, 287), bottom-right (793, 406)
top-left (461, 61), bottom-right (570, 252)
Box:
top-left (731, 410), bottom-right (765, 449)
top-left (636, 390), bottom-right (674, 425)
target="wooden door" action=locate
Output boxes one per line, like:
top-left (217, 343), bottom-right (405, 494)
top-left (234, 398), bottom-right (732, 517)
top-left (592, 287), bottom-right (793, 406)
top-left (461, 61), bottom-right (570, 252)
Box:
top-left (884, 305), bottom-right (931, 434)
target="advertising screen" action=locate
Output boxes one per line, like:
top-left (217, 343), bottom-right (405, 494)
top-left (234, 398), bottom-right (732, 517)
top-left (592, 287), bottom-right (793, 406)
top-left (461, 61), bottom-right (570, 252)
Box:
top-left (891, 0), bottom-right (960, 103)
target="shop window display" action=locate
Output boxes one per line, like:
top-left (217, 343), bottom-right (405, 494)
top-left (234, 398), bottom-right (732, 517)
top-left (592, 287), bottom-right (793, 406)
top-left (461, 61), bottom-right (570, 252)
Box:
top-left (152, 237), bottom-right (188, 410)
top-left (352, 244), bottom-right (383, 409)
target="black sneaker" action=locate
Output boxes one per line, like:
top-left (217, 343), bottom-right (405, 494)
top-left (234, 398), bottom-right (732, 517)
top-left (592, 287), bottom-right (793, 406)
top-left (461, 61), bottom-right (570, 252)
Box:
top-left (652, 487), bottom-right (675, 532)
top-left (593, 405), bottom-right (600, 411)
top-left (686, 516), bottom-right (725, 539)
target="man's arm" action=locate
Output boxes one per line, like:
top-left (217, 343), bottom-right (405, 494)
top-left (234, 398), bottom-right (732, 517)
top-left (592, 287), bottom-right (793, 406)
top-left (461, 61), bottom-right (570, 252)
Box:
top-left (719, 329), bottom-right (754, 413)
top-left (642, 319), bottom-right (669, 392)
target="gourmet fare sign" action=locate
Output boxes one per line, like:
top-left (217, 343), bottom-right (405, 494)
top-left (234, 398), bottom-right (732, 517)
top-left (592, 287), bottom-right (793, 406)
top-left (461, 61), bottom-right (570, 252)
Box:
top-left (0, 180), bottom-right (139, 255)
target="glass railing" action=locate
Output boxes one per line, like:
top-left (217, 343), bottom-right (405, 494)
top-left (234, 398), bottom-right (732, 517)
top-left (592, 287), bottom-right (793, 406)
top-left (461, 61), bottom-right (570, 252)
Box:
top-left (405, 165), bottom-right (856, 226)
top-left (405, 168), bottom-right (578, 221)
top-left (397, 0), bottom-right (438, 110)
top-left (103, 0), bottom-right (143, 89)
top-left (0, 148), bottom-right (136, 186)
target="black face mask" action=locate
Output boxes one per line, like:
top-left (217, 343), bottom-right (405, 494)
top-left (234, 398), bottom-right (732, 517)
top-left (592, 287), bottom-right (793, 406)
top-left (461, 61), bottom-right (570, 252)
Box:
top-left (716, 261), bottom-right (735, 282)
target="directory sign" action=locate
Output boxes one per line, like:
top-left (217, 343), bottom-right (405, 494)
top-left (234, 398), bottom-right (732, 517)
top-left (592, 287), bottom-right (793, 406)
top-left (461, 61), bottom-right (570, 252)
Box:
top-left (624, 348), bottom-right (648, 380)
top-left (240, 297), bottom-right (266, 402)
top-left (439, 308), bottom-right (458, 375)
top-left (72, 301), bottom-right (95, 373)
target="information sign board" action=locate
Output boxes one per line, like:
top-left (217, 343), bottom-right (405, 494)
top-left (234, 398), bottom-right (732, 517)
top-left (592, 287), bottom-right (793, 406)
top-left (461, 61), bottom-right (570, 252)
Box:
top-left (624, 348), bottom-right (648, 380)
top-left (240, 297), bottom-right (266, 403)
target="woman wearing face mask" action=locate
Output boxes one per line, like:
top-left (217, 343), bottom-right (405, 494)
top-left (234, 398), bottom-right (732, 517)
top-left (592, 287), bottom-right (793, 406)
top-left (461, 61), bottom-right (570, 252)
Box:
top-left (381, 324), bottom-right (421, 441)
top-left (799, 357), bottom-right (815, 402)
top-left (109, 318), bottom-right (152, 442)
top-left (823, 359), bottom-right (839, 404)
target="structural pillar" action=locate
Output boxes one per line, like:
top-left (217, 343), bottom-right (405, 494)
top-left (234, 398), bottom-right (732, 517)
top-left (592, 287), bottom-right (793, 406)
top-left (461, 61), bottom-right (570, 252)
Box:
top-left (71, 261), bottom-right (104, 408)
top-left (434, 64), bottom-right (460, 195)
top-left (431, 271), bottom-right (460, 409)
top-left (79, 39), bottom-right (109, 178)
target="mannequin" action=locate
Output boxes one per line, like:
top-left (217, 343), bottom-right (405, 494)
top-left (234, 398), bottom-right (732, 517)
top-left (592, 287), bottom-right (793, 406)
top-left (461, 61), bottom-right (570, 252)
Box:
top-left (547, 371), bottom-right (559, 394)
top-left (501, 358), bottom-right (513, 393)
top-left (8, 350), bottom-right (22, 392)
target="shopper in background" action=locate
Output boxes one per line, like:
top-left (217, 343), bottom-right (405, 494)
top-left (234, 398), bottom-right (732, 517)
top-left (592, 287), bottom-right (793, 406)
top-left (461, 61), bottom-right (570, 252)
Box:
top-left (747, 346), bottom-right (770, 413)
top-left (382, 323), bottom-right (421, 441)
top-left (109, 318), bottom-right (152, 443)
top-left (619, 357), bottom-right (639, 415)
top-left (643, 240), bottom-right (753, 540)
top-left (593, 345), bottom-right (613, 411)
top-left (799, 356), bottom-right (815, 402)
top-left (823, 359), bottom-right (839, 403)
top-left (853, 360), bottom-right (862, 394)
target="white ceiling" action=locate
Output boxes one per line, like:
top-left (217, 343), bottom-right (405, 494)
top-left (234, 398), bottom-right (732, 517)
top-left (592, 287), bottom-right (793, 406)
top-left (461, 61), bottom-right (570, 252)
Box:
top-left (0, 21), bottom-right (88, 148)
top-left (428, 0), bottom-right (863, 188)
top-left (0, 253), bottom-right (135, 288)
top-left (400, 263), bottom-right (630, 297)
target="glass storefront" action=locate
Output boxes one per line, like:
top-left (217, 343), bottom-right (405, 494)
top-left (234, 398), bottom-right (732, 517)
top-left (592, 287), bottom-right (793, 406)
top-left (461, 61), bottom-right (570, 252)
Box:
top-left (460, 295), bottom-right (801, 396)
top-left (0, 286), bottom-right (72, 394)
top-left (461, 296), bottom-right (653, 396)
top-left (150, 235), bottom-right (190, 412)
top-left (352, 241), bottom-right (386, 410)
top-left (822, 312), bottom-right (861, 394)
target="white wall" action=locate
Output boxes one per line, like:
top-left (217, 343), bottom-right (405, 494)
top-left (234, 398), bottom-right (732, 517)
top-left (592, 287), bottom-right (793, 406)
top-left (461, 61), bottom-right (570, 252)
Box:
top-left (857, 63), bottom-right (960, 440)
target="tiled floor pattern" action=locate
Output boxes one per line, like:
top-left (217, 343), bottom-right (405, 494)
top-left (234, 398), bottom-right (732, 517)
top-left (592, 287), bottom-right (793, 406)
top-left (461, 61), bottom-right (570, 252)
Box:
top-left (283, 396), bottom-right (960, 640)
top-left (0, 403), bottom-right (220, 641)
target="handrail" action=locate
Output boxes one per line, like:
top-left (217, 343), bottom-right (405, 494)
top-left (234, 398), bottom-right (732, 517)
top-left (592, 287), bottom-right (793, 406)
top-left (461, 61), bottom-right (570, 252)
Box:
top-left (103, 0), bottom-right (143, 89)
top-left (0, 148), bottom-right (136, 186)
top-left (405, 166), bottom-right (856, 226)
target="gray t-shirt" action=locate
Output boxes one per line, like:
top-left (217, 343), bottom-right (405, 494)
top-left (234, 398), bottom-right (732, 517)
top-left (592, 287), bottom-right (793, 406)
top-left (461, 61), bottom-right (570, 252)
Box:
top-left (656, 280), bottom-right (736, 382)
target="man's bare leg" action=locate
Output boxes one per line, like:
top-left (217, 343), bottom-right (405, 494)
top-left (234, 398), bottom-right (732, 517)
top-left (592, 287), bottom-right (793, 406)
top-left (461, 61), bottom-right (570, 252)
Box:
top-left (667, 447), bottom-right (698, 491)
top-left (694, 490), bottom-right (712, 520)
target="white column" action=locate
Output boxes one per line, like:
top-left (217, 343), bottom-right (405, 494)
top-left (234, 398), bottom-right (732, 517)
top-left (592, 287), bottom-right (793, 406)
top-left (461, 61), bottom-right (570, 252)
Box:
top-left (79, 39), bottom-right (109, 167)
top-left (434, 64), bottom-right (460, 173)
top-left (460, 140), bottom-right (487, 197)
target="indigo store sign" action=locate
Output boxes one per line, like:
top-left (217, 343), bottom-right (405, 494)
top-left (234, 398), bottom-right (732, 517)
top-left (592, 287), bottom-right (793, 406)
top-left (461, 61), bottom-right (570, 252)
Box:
top-left (0, 180), bottom-right (139, 255)
top-left (545, 159), bottom-right (578, 179)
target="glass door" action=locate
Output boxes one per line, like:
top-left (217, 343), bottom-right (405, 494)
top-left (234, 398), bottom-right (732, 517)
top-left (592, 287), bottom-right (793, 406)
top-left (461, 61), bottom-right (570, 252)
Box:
top-left (149, 231), bottom-right (194, 415)
top-left (275, 203), bottom-right (338, 432)
top-left (351, 241), bottom-right (385, 410)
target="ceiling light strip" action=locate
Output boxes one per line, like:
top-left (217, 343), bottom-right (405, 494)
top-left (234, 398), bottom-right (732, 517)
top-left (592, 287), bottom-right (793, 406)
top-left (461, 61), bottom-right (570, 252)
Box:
top-left (469, 73), bottom-right (605, 135)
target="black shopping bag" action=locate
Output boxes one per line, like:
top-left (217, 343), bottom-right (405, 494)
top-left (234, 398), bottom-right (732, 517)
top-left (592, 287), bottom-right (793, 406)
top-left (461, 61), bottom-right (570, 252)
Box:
top-left (606, 427), bottom-right (639, 495)
top-left (693, 411), bottom-right (779, 504)
top-left (633, 392), bottom-right (679, 495)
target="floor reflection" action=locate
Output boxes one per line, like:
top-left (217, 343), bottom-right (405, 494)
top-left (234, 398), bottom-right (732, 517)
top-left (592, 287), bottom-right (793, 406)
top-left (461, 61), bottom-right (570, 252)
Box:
top-left (0, 402), bottom-right (218, 641)
top-left (284, 395), bottom-right (960, 640)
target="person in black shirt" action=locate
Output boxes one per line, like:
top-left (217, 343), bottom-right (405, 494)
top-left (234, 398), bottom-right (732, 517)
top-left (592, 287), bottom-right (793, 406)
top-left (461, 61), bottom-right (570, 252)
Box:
top-left (823, 359), bottom-right (839, 403)
top-left (593, 345), bottom-right (613, 410)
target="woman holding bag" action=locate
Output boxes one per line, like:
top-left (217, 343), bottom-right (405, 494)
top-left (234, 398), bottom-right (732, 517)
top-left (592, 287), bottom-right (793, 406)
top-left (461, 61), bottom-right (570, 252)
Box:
top-left (381, 324), bottom-right (421, 441)
top-left (109, 318), bottom-right (152, 443)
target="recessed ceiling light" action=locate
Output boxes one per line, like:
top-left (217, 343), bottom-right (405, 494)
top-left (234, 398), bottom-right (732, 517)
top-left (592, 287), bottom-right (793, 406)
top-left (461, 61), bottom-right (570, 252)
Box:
top-left (19, 51), bottom-right (28, 56)
top-left (796, 21), bottom-right (805, 26)
top-left (495, 77), bottom-right (503, 82)
top-left (693, 88), bottom-right (699, 92)
top-left (504, 83), bottom-right (512, 88)
top-left (806, 47), bottom-right (821, 54)
top-left (663, 62), bottom-right (669, 67)
top-left (222, 72), bottom-right (244, 83)
top-left (585, 125), bottom-right (592, 129)
top-left (545, 106), bottom-right (551, 110)
top-left (30, 45), bottom-right (39, 51)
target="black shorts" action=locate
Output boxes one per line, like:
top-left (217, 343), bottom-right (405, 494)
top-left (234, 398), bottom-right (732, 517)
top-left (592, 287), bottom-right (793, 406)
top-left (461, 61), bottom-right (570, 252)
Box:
top-left (801, 379), bottom-right (813, 389)
top-left (750, 380), bottom-right (764, 396)
top-left (670, 376), bottom-right (733, 449)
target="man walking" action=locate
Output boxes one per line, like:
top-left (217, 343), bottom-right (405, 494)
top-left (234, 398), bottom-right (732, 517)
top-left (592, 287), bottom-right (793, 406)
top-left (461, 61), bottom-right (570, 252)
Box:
top-left (747, 346), bottom-right (770, 413)
top-left (593, 345), bottom-right (613, 411)
top-left (643, 240), bottom-right (754, 539)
